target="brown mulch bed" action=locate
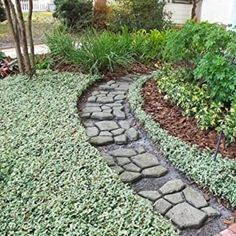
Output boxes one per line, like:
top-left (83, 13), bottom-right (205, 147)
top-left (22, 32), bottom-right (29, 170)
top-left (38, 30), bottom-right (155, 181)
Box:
top-left (142, 80), bottom-right (236, 160)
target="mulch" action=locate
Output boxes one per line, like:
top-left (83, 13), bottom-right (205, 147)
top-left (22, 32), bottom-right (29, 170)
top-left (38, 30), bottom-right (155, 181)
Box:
top-left (142, 80), bottom-right (236, 160)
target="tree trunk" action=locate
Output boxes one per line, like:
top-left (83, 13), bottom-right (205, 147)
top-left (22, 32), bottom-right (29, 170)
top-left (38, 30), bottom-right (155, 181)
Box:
top-left (15, 0), bottom-right (32, 73)
top-left (3, 0), bottom-right (24, 73)
top-left (191, 0), bottom-right (198, 20)
top-left (28, 0), bottom-right (35, 68)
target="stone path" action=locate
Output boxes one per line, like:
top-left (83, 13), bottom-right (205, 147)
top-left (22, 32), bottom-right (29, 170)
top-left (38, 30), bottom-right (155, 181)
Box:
top-left (79, 75), bottom-right (232, 236)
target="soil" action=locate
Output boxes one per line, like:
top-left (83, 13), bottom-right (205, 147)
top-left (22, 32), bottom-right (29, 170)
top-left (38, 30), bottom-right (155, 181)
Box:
top-left (142, 80), bottom-right (236, 160)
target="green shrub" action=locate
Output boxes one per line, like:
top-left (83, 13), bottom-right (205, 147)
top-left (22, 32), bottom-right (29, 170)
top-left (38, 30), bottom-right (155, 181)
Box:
top-left (0, 2), bottom-right (6, 22)
top-left (53, 0), bottom-right (93, 30)
top-left (109, 0), bottom-right (170, 32)
top-left (47, 27), bottom-right (166, 72)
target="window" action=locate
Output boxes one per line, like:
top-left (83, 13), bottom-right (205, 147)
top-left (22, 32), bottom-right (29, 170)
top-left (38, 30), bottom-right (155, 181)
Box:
top-left (172, 0), bottom-right (192, 4)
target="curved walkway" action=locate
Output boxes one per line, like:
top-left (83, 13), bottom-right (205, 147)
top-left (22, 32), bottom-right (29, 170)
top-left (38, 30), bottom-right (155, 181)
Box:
top-left (79, 75), bottom-right (232, 236)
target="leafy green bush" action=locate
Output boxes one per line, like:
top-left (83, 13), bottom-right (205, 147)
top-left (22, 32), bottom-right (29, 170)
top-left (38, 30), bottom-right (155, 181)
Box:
top-left (0, 2), bottom-right (6, 22)
top-left (53, 0), bottom-right (93, 30)
top-left (128, 75), bottom-right (236, 207)
top-left (109, 0), bottom-right (170, 32)
top-left (0, 71), bottom-right (177, 235)
top-left (47, 27), bottom-right (166, 72)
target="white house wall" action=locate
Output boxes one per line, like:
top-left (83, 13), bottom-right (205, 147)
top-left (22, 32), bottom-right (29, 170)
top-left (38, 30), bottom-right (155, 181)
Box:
top-left (200, 0), bottom-right (236, 26)
top-left (165, 3), bottom-right (192, 24)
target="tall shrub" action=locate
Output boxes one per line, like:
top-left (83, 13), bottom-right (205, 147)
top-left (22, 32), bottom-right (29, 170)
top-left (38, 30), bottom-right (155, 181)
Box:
top-left (54, 0), bottom-right (93, 30)
top-left (109, 0), bottom-right (170, 32)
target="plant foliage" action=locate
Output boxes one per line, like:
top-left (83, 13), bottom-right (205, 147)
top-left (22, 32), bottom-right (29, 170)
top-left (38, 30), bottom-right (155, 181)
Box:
top-left (0, 71), bottom-right (177, 235)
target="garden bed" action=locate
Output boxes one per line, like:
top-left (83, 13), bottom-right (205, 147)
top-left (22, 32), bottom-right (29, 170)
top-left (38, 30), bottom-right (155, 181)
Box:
top-left (142, 80), bottom-right (236, 159)
top-left (0, 71), bottom-right (176, 235)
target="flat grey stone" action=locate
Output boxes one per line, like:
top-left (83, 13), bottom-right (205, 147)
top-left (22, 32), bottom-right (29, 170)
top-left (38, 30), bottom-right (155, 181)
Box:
top-left (126, 128), bottom-right (139, 141)
top-left (87, 96), bottom-right (97, 102)
top-left (201, 207), bottom-right (220, 217)
top-left (102, 154), bottom-right (116, 166)
top-left (114, 95), bottom-right (126, 101)
top-left (100, 131), bottom-right (112, 136)
top-left (109, 148), bottom-right (137, 157)
top-left (142, 166), bottom-right (168, 178)
top-left (90, 136), bottom-right (113, 146)
top-left (119, 120), bottom-right (131, 129)
top-left (85, 103), bottom-right (102, 107)
top-left (95, 121), bottom-right (119, 131)
top-left (101, 105), bottom-right (110, 110)
top-left (138, 191), bottom-right (162, 201)
top-left (114, 135), bottom-right (128, 144)
top-left (81, 113), bottom-right (90, 118)
top-left (107, 80), bottom-right (116, 85)
top-left (159, 179), bottom-right (185, 195)
top-left (135, 146), bottom-right (146, 154)
top-left (166, 202), bottom-right (207, 229)
top-left (91, 91), bottom-right (100, 96)
top-left (119, 171), bottom-right (142, 183)
top-left (99, 84), bottom-right (113, 90)
top-left (164, 192), bottom-right (184, 205)
top-left (107, 102), bottom-right (123, 108)
top-left (111, 128), bottom-right (125, 136)
top-left (116, 157), bottom-right (130, 166)
top-left (153, 198), bottom-right (172, 215)
top-left (83, 106), bottom-right (101, 113)
top-left (83, 120), bottom-right (94, 127)
top-left (91, 112), bottom-right (113, 120)
top-left (114, 110), bottom-right (126, 120)
top-left (97, 96), bottom-right (114, 103)
top-left (123, 163), bottom-right (141, 172)
top-left (111, 165), bottom-right (123, 174)
top-left (131, 153), bottom-right (159, 169)
top-left (86, 127), bottom-right (99, 137)
top-left (183, 187), bottom-right (208, 208)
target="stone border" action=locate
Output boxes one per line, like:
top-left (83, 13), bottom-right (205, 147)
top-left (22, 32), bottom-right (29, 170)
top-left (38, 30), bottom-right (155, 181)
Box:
top-left (128, 74), bottom-right (236, 208)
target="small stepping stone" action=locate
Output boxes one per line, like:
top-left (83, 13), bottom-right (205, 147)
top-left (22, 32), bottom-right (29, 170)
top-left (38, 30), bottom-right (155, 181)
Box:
top-left (126, 128), bottom-right (139, 141)
top-left (201, 206), bottom-right (220, 217)
top-left (138, 191), bottom-right (162, 201)
top-left (109, 148), bottom-right (137, 157)
top-left (95, 121), bottom-right (119, 131)
top-left (114, 110), bottom-right (126, 120)
top-left (81, 113), bottom-right (90, 118)
top-left (90, 136), bottom-right (113, 146)
top-left (164, 192), bottom-right (184, 205)
top-left (114, 95), bottom-right (126, 101)
top-left (88, 96), bottom-right (97, 102)
top-left (165, 202), bottom-right (207, 229)
top-left (100, 131), bottom-right (112, 136)
top-left (119, 120), bottom-right (131, 129)
top-left (142, 166), bottom-right (168, 178)
top-left (123, 163), bottom-right (141, 172)
top-left (135, 146), bottom-right (146, 154)
top-left (153, 198), bottom-right (172, 215)
top-left (116, 157), bottom-right (130, 166)
top-left (183, 187), bottom-right (208, 208)
top-left (119, 171), bottom-right (142, 183)
top-left (111, 165), bottom-right (124, 174)
top-left (111, 128), bottom-right (125, 136)
top-left (159, 179), bottom-right (185, 195)
top-left (107, 80), bottom-right (116, 85)
top-left (83, 106), bottom-right (101, 113)
top-left (86, 127), bottom-right (99, 137)
top-left (114, 135), bottom-right (128, 144)
top-left (102, 154), bottom-right (116, 166)
top-left (91, 112), bottom-right (113, 120)
top-left (131, 153), bottom-right (159, 169)
top-left (97, 97), bottom-right (114, 103)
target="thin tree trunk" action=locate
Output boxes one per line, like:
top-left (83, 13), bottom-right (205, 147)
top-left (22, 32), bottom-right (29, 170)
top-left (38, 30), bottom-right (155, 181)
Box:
top-left (15, 0), bottom-right (32, 73)
top-left (28, 0), bottom-right (35, 69)
top-left (3, 0), bottom-right (24, 73)
top-left (191, 0), bottom-right (198, 20)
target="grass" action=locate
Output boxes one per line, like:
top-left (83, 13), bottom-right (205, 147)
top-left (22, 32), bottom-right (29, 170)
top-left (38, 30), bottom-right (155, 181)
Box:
top-left (0, 12), bottom-right (57, 49)
top-left (128, 74), bottom-right (236, 207)
top-left (0, 71), bottom-right (177, 235)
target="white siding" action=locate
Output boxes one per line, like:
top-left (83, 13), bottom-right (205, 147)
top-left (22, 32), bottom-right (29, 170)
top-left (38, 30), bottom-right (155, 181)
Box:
top-left (200, 0), bottom-right (235, 26)
top-left (165, 3), bottom-right (192, 24)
